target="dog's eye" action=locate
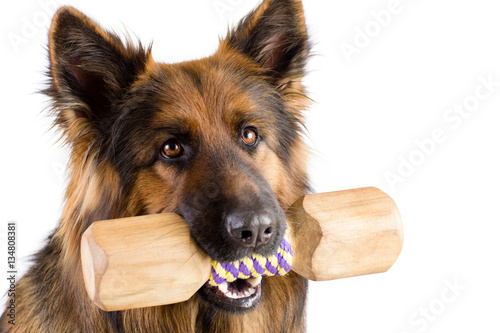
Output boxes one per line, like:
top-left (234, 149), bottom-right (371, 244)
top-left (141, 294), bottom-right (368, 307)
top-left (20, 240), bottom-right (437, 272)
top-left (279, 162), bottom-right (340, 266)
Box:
top-left (161, 138), bottom-right (183, 159)
top-left (241, 127), bottom-right (258, 146)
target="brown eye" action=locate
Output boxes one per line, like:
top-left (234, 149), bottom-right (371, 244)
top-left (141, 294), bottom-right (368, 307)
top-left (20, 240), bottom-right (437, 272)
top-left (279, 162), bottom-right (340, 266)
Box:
top-left (161, 138), bottom-right (183, 159)
top-left (242, 127), bottom-right (258, 146)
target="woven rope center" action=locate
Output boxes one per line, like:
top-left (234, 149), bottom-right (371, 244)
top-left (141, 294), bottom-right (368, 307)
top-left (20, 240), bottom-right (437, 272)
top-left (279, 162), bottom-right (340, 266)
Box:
top-left (207, 235), bottom-right (293, 287)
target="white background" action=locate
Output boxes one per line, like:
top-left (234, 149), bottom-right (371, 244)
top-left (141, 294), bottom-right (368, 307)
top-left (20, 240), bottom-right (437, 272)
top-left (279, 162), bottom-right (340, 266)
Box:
top-left (1, 0), bottom-right (499, 332)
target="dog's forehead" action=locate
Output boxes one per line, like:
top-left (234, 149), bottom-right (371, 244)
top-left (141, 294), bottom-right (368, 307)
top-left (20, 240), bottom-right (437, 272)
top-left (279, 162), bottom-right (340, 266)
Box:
top-left (139, 57), bottom-right (278, 130)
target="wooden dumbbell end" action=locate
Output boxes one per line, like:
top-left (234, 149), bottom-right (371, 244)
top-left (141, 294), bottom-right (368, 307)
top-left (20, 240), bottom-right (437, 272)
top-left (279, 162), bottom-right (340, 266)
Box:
top-left (81, 213), bottom-right (211, 311)
top-left (288, 187), bottom-right (403, 281)
top-left (81, 228), bottom-right (106, 306)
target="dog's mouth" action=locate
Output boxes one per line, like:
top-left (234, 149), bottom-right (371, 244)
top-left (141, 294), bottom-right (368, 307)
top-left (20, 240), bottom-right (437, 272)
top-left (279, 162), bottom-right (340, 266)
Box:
top-left (196, 275), bottom-right (263, 312)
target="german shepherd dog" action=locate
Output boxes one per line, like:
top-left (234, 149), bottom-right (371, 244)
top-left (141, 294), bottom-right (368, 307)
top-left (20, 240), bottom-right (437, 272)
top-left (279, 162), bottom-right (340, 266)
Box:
top-left (1, 0), bottom-right (311, 331)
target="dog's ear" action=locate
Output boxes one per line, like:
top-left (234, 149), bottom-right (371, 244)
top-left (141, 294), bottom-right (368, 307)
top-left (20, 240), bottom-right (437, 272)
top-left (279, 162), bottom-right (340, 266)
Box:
top-left (46, 7), bottom-right (151, 135)
top-left (226, 0), bottom-right (309, 88)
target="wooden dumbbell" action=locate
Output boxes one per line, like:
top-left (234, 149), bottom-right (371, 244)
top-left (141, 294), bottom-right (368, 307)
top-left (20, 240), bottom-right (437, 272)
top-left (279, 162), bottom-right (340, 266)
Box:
top-left (81, 187), bottom-right (403, 311)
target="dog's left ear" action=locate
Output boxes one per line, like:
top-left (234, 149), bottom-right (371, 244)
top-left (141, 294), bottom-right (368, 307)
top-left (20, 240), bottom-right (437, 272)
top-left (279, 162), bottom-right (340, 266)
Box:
top-left (226, 0), bottom-right (309, 88)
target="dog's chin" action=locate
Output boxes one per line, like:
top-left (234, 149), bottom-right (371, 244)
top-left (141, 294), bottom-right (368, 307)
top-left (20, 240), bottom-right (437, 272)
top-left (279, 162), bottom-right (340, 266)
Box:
top-left (196, 276), bottom-right (263, 313)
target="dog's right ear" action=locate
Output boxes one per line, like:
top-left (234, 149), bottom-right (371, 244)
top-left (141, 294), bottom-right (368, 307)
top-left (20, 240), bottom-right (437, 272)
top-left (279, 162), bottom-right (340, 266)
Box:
top-left (46, 7), bottom-right (151, 136)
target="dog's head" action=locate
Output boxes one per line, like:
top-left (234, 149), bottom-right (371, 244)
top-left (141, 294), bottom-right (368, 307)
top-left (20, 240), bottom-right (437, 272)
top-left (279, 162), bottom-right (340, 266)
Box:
top-left (48, 0), bottom-right (309, 313)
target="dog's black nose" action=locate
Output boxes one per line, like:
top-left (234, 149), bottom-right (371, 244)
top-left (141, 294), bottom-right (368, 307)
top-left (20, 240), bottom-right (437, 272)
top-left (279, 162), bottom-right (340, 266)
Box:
top-left (225, 211), bottom-right (275, 248)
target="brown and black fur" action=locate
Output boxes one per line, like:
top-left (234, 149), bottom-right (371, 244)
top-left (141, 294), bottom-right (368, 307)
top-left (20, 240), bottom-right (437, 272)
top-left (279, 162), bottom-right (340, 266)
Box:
top-left (1, 0), bottom-right (312, 331)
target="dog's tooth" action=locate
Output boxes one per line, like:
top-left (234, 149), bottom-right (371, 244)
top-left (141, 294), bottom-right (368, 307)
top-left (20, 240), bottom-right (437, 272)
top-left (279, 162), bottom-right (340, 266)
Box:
top-left (248, 276), bottom-right (262, 288)
top-left (218, 282), bottom-right (229, 294)
top-left (248, 287), bottom-right (256, 296)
